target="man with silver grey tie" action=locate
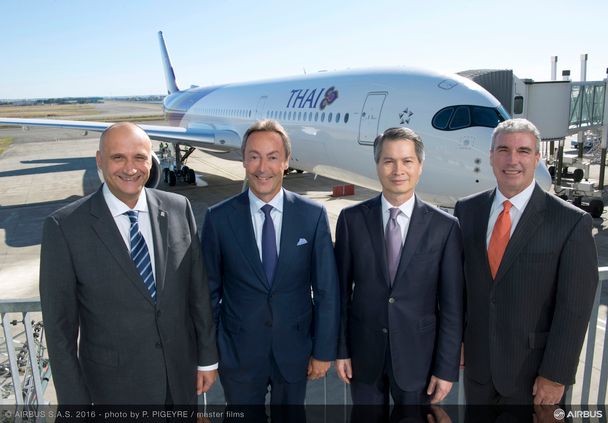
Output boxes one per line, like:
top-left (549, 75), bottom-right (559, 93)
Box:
top-left (335, 127), bottom-right (464, 411)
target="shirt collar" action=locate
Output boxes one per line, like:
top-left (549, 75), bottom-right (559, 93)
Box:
top-left (248, 189), bottom-right (284, 213)
top-left (102, 184), bottom-right (149, 217)
top-left (493, 180), bottom-right (536, 212)
top-left (381, 193), bottom-right (415, 219)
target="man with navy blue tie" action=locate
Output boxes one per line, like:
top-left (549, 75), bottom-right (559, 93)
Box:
top-left (40, 122), bottom-right (218, 404)
top-left (201, 119), bottom-right (340, 405)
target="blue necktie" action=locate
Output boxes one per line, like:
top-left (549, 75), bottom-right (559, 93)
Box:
top-left (261, 204), bottom-right (278, 286)
top-left (125, 211), bottom-right (156, 301)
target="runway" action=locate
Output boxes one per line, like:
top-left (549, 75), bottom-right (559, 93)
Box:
top-left (0, 115), bottom-right (606, 405)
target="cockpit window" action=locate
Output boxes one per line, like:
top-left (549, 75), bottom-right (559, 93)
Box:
top-left (450, 106), bottom-right (471, 129)
top-left (432, 107), bottom-right (453, 130)
top-left (432, 105), bottom-right (506, 131)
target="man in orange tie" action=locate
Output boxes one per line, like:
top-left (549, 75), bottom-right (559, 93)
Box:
top-left (454, 118), bottom-right (598, 405)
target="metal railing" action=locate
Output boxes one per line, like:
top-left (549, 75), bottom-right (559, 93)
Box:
top-left (0, 298), bottom-right (50, 405)
top-left (1, 269), bottom-right (606, 406)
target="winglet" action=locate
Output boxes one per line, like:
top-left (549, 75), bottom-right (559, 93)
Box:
top-left (158, 31), bottom-right (179, 95)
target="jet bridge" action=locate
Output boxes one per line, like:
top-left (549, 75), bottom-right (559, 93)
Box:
top-left (460, 69), bottom-right (608, 217)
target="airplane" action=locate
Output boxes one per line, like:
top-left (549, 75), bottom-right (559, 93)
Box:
top-left (0, 31), bottom-right (552, 208)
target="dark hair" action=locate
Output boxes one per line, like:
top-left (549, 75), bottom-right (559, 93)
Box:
top-left (373, 127), bottom-right (424, 163)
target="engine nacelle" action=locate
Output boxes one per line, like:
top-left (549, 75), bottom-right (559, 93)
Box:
top-left (146, 151), bottom-right (162, 188)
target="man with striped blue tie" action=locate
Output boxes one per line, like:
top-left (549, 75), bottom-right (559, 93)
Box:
top-left (40, 122), bottom-right (218, 405)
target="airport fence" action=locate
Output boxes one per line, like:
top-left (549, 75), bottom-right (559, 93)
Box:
top-left (0, 269), bottom-right (606, 406)
top-left (0, 298), bottom-right (49, 405)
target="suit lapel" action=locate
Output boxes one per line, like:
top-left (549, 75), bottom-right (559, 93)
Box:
top-left (477, 190), bottom-right (495, 279)
top-left (394, 196), bottom-right (432, 284)
top-left (494, 184), bottom-right (546, 282)
top-left (147, 189), bottom-right (168, 302)
top-left (362, 195), bottom-right (390, 286)
top-left (228, 191), bottom-right (268, 289)
top-left (89, 188), bottom-right (155, 305)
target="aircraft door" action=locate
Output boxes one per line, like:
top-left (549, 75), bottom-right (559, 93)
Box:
top-left (358, 92), bottom-right (387, 144)
top-left (255, 96), bottom-right (268, 119)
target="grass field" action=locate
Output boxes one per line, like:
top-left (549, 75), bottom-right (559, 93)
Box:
top-left (0, 137), bottom-right (13, 155)
top-left (0, 104), bottom-right (98, 118)
top-left (0, 103), bottom-right (164, 122)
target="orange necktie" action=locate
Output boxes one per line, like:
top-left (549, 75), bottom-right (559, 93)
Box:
top-left (488, 200), bottom-right (512, 279)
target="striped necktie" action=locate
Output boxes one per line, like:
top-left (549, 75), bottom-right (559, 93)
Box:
top-left (125, 210), bottom-right (156, 301)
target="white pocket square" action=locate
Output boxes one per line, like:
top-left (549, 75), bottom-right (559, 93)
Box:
top-left (297, 238), bottom-right (308, 246)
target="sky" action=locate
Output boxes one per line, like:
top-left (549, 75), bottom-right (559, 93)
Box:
top-left (1, 0), bottom-right (607, 99)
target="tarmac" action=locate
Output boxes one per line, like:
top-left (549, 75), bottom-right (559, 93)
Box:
top-left (0, 117), bottom-right (606, 406)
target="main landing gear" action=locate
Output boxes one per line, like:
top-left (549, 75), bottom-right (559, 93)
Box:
top-left (160, 143), bottom-right (197, 186)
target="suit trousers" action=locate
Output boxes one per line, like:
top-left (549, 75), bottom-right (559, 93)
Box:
top-left (220, 353), bottom-right (307, 405)
top-left (464, 372), bottom-right (534, 405)
top-left (350, 346), bottom-right (430, 406)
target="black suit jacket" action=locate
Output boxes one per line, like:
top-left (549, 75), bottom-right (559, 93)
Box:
top-left (454, 184), bottom-right (598, 396)
top-left (335, 195), bottom-right (464, 391)
top-left (39, 187), bottom-right (217, 404)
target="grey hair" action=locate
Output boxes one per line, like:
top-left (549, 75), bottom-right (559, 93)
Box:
top-left (241, 119), bottom-right (291, 159)
top-left (491, 118), bottom-right (541, 152)
top-left (373, 127), bottom-right (425, 163)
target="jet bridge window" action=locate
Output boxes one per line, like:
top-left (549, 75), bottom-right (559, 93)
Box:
top-left (432, 105), bottom-right (506, 131)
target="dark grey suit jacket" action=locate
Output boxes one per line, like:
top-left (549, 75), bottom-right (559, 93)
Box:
top-left (336, 195), bottom-right (464, 391)
top-left (39, 187), bottom-right (217, 405)
top-left (454, 184), bottom-right (598, 397)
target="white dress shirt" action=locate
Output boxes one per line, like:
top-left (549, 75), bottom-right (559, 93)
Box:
top-left (249, 189), bottom-right (284, 260)
top-left (486, 180), bottom-right (536, 247)
top-left (102, 184), bottom-right (156, 281)
top-left (102, 185), bottom-right (217, 372)
top-left (381, 194), bottom-right (415, 246)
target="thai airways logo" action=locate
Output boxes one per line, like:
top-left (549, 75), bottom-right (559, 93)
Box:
top-left (319, 87), bottom-right (338, 110)
top-left (285, 86), bottom-right (339, 110)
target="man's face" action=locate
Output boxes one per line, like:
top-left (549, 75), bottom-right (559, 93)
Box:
top-left (490, 131), bottom-right (540, 198)
top-left (96, 125), bottom-right (152, 208)
top-left (376, 139), bottom-right (423, 205)
top-left (243, 131), bottom-right (289, 202)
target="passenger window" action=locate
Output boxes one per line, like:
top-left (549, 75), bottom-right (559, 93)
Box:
top-left (344, 113), bottom-right (349, 123)
top-left (336, 113), bottom-right (340, 123)
top-left (321, 112), bottom-right (325, 122)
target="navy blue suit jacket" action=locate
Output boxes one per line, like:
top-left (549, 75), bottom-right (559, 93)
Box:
top-left (335, 195), bottom-right (464, 391)
top-left (201, 189), bottom-right (340, 383)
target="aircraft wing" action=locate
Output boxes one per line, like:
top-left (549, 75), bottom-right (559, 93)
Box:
top-left (0, 118), bottom-right (242, 150)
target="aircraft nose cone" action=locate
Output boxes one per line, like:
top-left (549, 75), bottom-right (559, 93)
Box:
top-left (535, 161), bottom-right (552, 191)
